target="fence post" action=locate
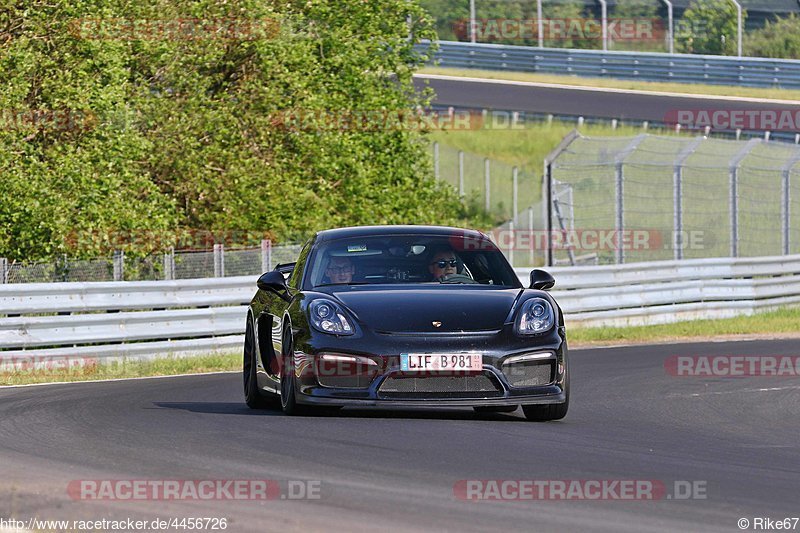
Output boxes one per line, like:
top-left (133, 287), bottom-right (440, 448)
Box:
top-left (508, 220), bottom-right (515, 267)
top-left (615, 162), bottom-right (624, 264)
top-left (528, 207), bottom-right (535, 266)
top-left (163, 247), bottom-right (175, 280)
top-left (458, 150), bottom-right (465, 198)
top-left (542, 130), bottom-right (581, 267)
top-left (213, 243), bottom-right (225, 277)
top-left (512, 166), bottom-right (518, 223)
top-left (729, 139), bottom-right (759, 257)
top-left (783, 168), bottom-right (791, 255)
top-left (113, 250), bottom-right (124, 281)
top-left (261, 239), bottom-right (272, 272)
top-left (673, 164), bottom-right (683, 261)
top-left (781, 153), bottom-right (800, 255)
top-left (543, 162), bottom-right (552, 267)
top-left (0, 258), bottom-right (7, 284)
top-left (433, 141), bottom-right (440, 181)
top-left (537, 0), bottom-right (543, 48)
top-left (674, 137), bottom-right (705, 261)
top-left (484, 158), bottom-right (490, 212)
top-left (614, 135), bottom-right (648, 264)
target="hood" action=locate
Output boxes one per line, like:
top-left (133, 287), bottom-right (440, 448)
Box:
top-left (324, 287), bottom-right (522, 333)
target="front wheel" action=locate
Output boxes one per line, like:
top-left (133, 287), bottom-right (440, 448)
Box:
top-left (521, 400), bottom-right (568, 421)
top-left (522, 369), bottom-right (569, 421)
top-left (280, 328), bottom-right (306, 416)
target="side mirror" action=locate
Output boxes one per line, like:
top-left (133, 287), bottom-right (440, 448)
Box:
top-left (530, 269), bottom-right (555, 291)
top-left (257, 270), bottom-right (289, 296)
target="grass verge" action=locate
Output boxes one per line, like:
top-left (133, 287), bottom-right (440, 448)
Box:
top-left (431, 121), bottom-right (656, 223)
top-left (430, 121), bottom-right (646, 168)
top-left (420, 67), bottom-right (800, 102)
top-left (0, 352), bottom-right (240, 387)
top-left (569, 307), bottom-right (800, 347)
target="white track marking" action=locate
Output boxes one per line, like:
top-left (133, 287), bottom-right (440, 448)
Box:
top-left (0, 370), bottom-right (238, 390)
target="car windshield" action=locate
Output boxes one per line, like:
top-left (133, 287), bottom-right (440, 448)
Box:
top-left (306, 234), bottom-right (521, 289)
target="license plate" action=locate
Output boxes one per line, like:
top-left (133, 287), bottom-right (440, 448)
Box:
top-left (400, 353), bottom-right (482, 372)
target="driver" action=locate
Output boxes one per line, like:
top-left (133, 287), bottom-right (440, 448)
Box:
top-left (325, 256), bottom-right (355, 284)
top-left (427, 246), bottom-right (460, 281)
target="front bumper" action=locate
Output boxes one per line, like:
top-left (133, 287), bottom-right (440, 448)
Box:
top-left (290, 326), bottom-right (568, 407)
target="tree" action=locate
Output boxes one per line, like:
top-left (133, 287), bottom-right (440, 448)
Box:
top-left (744, 14), bottom-right (800, 59)
top-left (1, 0), bottom-right (464, 260)
top-left (677, 0), bottom-right (744, 55)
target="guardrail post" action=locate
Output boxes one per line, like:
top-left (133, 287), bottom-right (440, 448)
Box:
top-left (113, 251), bottom-right (124, 281)
top-left (261, 239), bottom-right (272, 272)
top-left (484, 158), bottom-right (490, 211)
top-left (213, 243), bottom-right (225, 277)
top-left (0, 258), bottom-right (7, 284)
top-left (163, 247), bottom-right (175, 280)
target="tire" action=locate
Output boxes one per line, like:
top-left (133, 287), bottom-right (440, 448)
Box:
top-left (244, 319), bottom-right (272, 409)
top-left (522, 368), bottom-right (569, 421)
top-left (473, 406), bottom-right (518, 414)
top-left (280, 327), bottom-right (306, 416)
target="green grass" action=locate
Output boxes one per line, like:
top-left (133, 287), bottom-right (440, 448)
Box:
top-left (421, 67), bottom-right (800, 102)
top-left (569, 307), bottom-right (800, 347)
top-left (0, 352), bottom-right (240, 386)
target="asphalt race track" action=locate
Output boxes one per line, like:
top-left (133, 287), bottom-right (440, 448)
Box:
top-left (415, 74), bottom-right (800, 123)
top-left (1, 339), bottom-right (798, 532)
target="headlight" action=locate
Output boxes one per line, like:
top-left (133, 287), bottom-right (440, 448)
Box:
top-left (515, 298), bottom-right (555, 335)
top-left (309, 299), bottom-right (354, 335)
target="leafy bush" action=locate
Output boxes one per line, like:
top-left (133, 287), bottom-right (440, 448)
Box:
top-left (744, 14), bottom-right (800, 59)
top-left (0, 0), bottom-right (464, 260)
top-left (676, 0), bottom-right (744, 55)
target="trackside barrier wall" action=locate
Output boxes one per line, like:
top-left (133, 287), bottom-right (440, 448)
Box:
top-left (422, 41), bottom-right (800, 89)
top-left (516, 254), bottom-right (800, 327)
top-left (1, 255), bottom-right (799, 361)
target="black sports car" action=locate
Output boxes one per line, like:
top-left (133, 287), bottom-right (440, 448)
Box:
top-left (243, 225), bottom-right (569, 421)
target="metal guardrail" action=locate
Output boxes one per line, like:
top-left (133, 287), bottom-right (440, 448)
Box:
top-left (517, 254), bottom-right (800, 327)
top-left (424, 41), bottom-right (800, 89)
top-left (0, 276), bottom-right (254, 360)
top-left (1, 254), bottom-right (798, 361)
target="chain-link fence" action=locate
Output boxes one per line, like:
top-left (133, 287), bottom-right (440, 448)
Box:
top-left (543, 132), bottom-right (800, 266)
top-left (0, 241), bottom-right (303, 284)
top-left (432, 141), bottom-right (539, 221)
